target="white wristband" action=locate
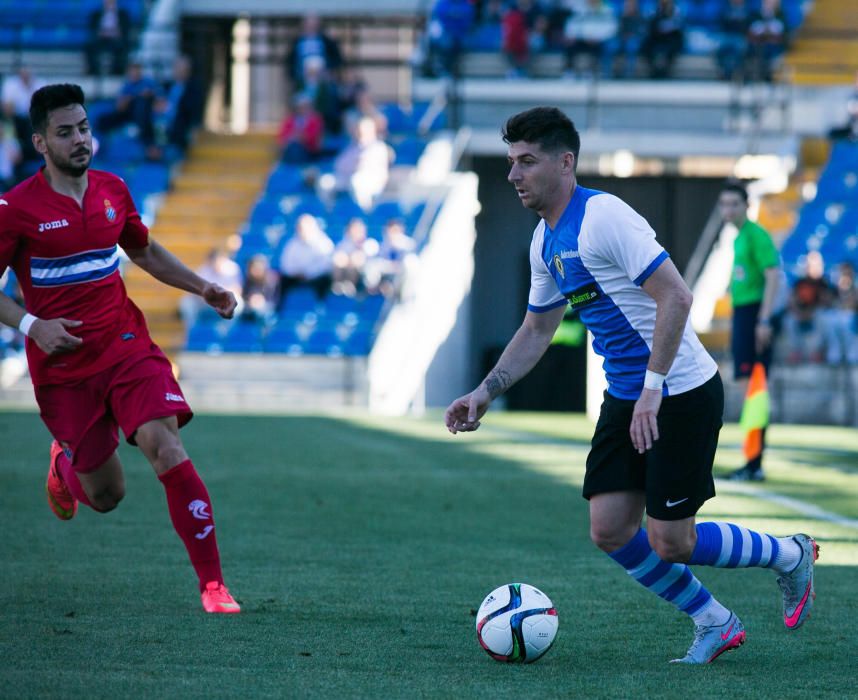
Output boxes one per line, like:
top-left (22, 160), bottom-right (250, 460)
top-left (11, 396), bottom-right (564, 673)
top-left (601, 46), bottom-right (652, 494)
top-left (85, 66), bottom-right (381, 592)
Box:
top-left (644, 369), bottom-right (666, 391)
top-left (18, 313), bottom-right (38, 337)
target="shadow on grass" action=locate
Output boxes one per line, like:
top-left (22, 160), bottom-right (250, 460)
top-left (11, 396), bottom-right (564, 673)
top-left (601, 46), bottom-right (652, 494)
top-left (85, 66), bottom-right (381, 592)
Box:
top-left (0, 412), bottom-right (856, 698)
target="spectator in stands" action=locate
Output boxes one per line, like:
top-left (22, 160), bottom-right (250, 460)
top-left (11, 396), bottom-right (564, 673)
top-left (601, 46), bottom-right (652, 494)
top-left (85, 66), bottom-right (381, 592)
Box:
top-left (278, 92), bottom-right (324, 163)
top-left (608, 0), bottom-right (647, 79)
top-left (180, 248), bottom-right (243, 327)
top-left (0, 118), bottom-right (22, 191)
top-left (241, 254), bottom-right (280, 323)
top-left (342, 84), bottom-right (389, 141)
top-left (287, 14), bottom-right (343, 89)
top-left (563, 0), bottom-right (618, 79)
top-left (277, 214), bottom-right (335, 307)
top-left (327, 116), bottom-right (390, 210)
top-left (336, 67), bottom-right (366, 113)
top-left (301, 55), bottom-right (344, 136)
top-left (365, 219), bottom-right (417, 299)
top-left (96, 61), bottom-right (163, 161)
top-left (1, 64), bottom-right (45, 163)
top-left (719, 181), bottom-right (782, 482)
top-left (332, 218), bottom-right (380, 298)
top-left (157, 55), bottom-right (204, 153)
top-left (642, 0), bottom-right (685, 79)
top-left (502, 0), bottom-right (541, 79)
top-left (783, 251), bottom-right (833, 364)
top-left (823, 261), bottom-right (858, 365)
top-left (716, 0), bottom-right (751, 82)
top-left (747, 0), bottom-right (787, 82)
top-left (86, 0), bottom-right (132, 76)
top-left (425, 0), bottom-right (476, 77)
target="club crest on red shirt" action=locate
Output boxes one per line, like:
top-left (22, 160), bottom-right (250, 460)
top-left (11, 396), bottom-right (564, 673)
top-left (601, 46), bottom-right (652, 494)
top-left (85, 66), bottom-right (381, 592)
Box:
top-left (104, 199), bottom-right (116, 222)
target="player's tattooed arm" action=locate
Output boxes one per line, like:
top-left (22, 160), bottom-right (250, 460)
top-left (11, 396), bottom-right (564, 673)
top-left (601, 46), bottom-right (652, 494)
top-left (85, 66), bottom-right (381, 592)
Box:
top-left (483, 368), bottom-right (512, 399)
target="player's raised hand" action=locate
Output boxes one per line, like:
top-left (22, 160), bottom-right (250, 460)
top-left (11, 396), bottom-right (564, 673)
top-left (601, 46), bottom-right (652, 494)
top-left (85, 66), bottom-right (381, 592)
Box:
top-left (201, 282), bottom-right (238, 319)
top-left (444, 386), bottom-right (491, 435)
top-left (630, 387), bottom-right (662, 454)
top-left (29, 318), bottom-right (83, 355)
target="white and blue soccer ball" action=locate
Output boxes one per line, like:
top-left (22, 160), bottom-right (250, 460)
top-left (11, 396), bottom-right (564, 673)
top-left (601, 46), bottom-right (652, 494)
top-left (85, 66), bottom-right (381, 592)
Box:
top-left (476, 583), bottom-right (558, 663)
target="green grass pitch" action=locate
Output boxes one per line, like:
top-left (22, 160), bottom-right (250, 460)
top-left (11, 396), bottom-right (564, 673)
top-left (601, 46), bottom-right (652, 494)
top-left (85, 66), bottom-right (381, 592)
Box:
top-left (1, 409), bottom-right (857, 698)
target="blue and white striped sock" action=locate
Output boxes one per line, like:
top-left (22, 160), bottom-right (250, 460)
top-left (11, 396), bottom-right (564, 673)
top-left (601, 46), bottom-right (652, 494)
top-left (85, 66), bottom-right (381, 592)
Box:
top-left (609, 528), bottom-right (728, 626)
top-left (689, 522), bottom-right (801, 573)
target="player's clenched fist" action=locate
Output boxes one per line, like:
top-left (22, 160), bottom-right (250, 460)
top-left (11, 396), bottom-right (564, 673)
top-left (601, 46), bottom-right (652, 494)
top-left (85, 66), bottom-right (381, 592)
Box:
top-left (202, 282), bottom-right (237, 319)
top-left (29, 318), bottom-right (83, 355)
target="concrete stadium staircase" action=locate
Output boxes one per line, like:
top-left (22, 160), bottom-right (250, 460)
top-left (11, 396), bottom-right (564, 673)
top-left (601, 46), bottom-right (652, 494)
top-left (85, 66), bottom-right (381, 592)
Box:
top-left (123, 131), bottom-right (277, 352)
top-left (784, 0), bottom-right (858, 85)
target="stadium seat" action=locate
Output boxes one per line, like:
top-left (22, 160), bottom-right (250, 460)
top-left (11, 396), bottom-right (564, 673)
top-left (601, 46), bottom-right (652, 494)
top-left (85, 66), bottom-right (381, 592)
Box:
top-left (303, 328), bottom-right (343, 356)
top-left (263, 323), bottom-right (304, 354)
top-left (325, 293), bottom-right (361, 316)
top-left (371, 201), bottom-right (406, 223)
top-left (266, 166), bottom-right (307, 194)
top-left (343, 328), bottom-right (373, 356)
top-left (280, 288), bottom-right (319, 316)
top-left (186, 320), bottom-right (228, 353)
top-left (393, 137), bottom-right (426, 166)
top-left (222, 321), bottom-right (264, 353)
top-left (331, 193), bottom-right (364, 217)
top-left (381, 103), bottom-right (414, 135)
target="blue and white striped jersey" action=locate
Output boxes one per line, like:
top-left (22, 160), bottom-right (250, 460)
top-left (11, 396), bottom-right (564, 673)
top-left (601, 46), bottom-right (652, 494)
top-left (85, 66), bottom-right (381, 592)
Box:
top-left (528, 185), bottom-right (717, 399)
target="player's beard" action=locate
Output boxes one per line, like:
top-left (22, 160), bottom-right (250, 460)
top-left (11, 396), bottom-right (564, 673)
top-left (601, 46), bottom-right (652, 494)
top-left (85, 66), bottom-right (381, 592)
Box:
top-left (48, 144), bottom-right (92, 178)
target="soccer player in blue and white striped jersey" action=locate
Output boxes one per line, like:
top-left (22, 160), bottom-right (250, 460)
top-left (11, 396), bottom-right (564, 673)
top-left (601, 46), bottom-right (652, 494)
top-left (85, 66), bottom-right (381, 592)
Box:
top-left (444, 106), bottom-right (818, 664)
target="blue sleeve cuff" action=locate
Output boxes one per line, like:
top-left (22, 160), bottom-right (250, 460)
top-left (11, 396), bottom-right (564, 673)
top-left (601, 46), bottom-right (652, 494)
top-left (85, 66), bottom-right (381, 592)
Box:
top-left (527, 298), bottom-right (568, 313)
top-left (634, 251), bottom-right (669, 286)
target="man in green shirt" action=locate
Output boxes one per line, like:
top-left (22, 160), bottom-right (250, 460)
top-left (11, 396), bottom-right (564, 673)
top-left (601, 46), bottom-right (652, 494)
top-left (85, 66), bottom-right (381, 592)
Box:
top-left (719, 181), bottom-right (781, 481)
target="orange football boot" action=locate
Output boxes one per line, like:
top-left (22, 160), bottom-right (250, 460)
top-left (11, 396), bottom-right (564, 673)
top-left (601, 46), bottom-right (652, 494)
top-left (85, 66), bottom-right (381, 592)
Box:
top-left (45, 440), bottom-right (77, 520)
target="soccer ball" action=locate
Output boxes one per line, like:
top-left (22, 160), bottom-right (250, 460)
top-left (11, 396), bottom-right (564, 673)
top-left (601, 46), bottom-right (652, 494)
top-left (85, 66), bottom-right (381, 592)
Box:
top-left (475, 583), bottom-right (558, 663)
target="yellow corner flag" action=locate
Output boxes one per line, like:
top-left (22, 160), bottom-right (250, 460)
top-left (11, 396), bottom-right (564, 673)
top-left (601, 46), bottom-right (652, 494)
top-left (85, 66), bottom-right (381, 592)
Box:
top-left (739, 362), bottom-right (770, 462)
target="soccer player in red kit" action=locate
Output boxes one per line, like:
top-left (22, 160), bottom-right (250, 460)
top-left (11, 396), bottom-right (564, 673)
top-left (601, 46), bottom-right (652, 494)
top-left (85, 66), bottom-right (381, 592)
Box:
top-left (0, 83), bottom-right (240, 614)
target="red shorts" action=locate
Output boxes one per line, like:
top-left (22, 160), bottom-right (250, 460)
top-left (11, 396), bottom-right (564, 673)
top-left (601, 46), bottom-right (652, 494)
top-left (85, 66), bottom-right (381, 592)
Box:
top-left (35, 344), bottom-right (193, 473)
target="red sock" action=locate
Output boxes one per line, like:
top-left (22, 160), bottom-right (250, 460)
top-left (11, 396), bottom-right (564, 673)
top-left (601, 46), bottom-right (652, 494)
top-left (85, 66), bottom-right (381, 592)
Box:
top-left (57, 449), bottom-right (92, 507)
top-left (158, 460), bottom-right (225, 592)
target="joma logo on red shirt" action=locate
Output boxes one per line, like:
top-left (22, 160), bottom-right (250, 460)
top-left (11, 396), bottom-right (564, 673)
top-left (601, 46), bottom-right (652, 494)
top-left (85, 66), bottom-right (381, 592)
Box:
top-left (38, 219), bottom-right (70, 232)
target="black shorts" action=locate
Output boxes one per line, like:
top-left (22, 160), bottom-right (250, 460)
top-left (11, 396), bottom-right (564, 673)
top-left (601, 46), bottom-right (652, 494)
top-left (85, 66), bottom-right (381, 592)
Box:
top-left (582, 372), bottom-right (723, 521)
top-left (732, 302), bottom-right (773, 379)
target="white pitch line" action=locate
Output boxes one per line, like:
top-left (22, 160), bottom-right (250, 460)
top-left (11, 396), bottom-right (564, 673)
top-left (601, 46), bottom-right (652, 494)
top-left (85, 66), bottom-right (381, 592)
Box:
top-left (480, 424), bottom-right (858, 532)
top-left (715, 480), bottom-right (858, 531)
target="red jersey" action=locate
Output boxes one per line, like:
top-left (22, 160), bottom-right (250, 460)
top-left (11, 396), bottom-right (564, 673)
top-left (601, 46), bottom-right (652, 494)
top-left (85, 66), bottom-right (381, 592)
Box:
top-left (0, 168), bottom-right (153, 386)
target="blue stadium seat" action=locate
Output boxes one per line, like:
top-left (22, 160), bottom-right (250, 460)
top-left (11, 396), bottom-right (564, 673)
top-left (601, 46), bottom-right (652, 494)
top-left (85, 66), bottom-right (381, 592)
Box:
top-left (372, 201), bottom-right (406, 223)
top-left (331, 194), bottom-right (364, 222)
top-left (325, 293), bottom-right (360, 316)
top-left (222, 321), bottom-right (264, 353)
top-left (280, 288), bottom-right (318, 316)
top-left (381, 103), bottom-right (414, 135)
top-left (393, 137), bottom-right (427, 166)
top-left (0, 0), bottom-right (146, 49)
top-left (266, 166), bottom-right (307, 194)
top-left (250, 198), bottom-right (288, 225)
top-left (128, 163), bottom-right (170, 197)
top-left (343, 328), bottom-right (373, 356)
top-left (303, 328), bottom-right (343, 356)
top-left (186, 320), bottom-right (227, 353)
top-left (412, 102), bottom-right (447, 132)
top-left (827, 141), bottom-right (858, 172)
top-left (263, 323), bottom-right (304, 354)
top-left (278, 193), bottom-right (328, 220)
top-left (468, 23), bottom-right (502, 52)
